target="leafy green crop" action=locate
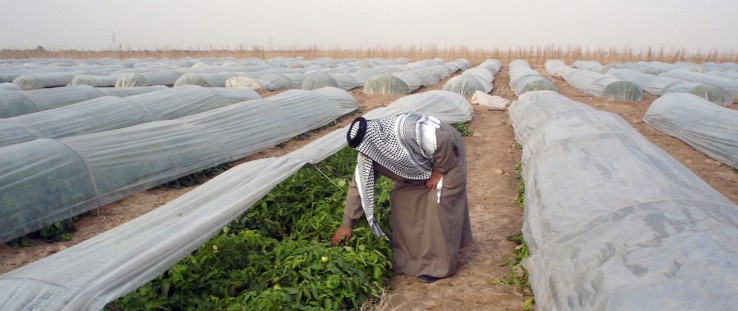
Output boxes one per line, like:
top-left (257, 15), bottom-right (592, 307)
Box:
top-left (450, 122), bottom-right (471, 137)
top-left (109, 147), bottom-right (395, 310)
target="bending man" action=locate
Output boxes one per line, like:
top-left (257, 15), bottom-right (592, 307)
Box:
top-left (331, 112), bottom-right (473, 283)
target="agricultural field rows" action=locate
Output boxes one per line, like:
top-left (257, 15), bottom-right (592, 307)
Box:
top-left (0, 56), bottom-right (737, 310)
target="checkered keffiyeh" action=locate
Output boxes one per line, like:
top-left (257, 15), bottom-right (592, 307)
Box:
top-left (347, 113), bottom-right (440, 237)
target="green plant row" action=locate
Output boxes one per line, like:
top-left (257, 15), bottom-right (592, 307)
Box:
top-left (109, 147), bottom-right (395, 310)
top-left (489, 161), bottom-right (534, 310)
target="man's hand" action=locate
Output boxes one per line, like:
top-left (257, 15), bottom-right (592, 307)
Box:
top-left (331, 225), bottom-right (353, 246)
top-left (425, 171), bottom-right (443, 190)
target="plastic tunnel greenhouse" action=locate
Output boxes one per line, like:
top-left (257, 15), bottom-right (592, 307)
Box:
top-left (544, 60), bottom-right (567, 77)
top-left (13, 71), bottom-right (87, 90)
top-left (509, 90), bottom-right (738, 310)
top-left (0, 86), bottom-right (261, 147)
top-left (508, 60), bottom-right (557, 96)
top-left (69, 74), bottom-right (120, 87)
top-left (442, 67), bottom-right (494, 96)
top-left (174, 72), bottom-right (238, 87)
top-left (115, 70), bottom-right (183, 87)
top-left (301, 72), bottom-right (360, 91)
top-left (562, 67), bottom-right (643, 100)
top-left (225, 73), bottom-right (295, 91)
top-left (609, 69), bottom-right (734, 106)
top-left (0, 87), bottom-right (357, 244)
top-left (0, 85), bottom-right (167, 118)
top-left (0, 90), bottom-right (474, 311)
top-left (644, 93), bottom-right (738, 168)
top-left (477, 59), bottom-right (502, 75)
top-left (661, 69), bottom-right (738, 96)
top-left (363, 71), bottom-right (423, 94)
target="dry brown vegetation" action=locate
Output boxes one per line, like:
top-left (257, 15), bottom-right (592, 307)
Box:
top-left (2, 46), bottom-right (737, 66)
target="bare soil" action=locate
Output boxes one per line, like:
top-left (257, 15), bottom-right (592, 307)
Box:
top-left (1, 63), bottom-right (736, 311)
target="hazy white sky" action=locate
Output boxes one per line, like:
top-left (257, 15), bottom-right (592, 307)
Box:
top-left (1, 0), bottom-right (737, 52)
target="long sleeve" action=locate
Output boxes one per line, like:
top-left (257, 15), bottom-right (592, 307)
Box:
top-left (341, 175), bottom-right (365, 227)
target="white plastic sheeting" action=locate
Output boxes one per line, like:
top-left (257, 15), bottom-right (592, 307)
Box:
top-left (349, 66), bottom-right (403, 85)
top-left (442, 67), bottom-right (494, 96)
top-left (0, 90), bottom-right (473, 311)
top-left (509, 90), bottom-right (738, 310)
top-left (0, 83), bottom-right (21, 91)
top-left (70, 74), bottom-right (119, 87)
top-left (363, 71), bottom-right (424, 94)
top-left (644, 93), bottom-right (738, 168)
top-left (0, 87), bottom-right (356, 244)
top-left (571, 60), bottom-right (603, 71)
top-left (471, 91), bottom-right (509, 110)
top-left (544, 60), bottom-right (567, 77)
top-left (0, 86), bottom-right (260, 147)
top-left (661, 69), bottom-right (738, 96)
top-left (115, 70), bottom-right (183, 87)
top-left (225, 73), bottom-right (295, 91)
top-left (477, 59), bottom-right (502, 75)
top-left (509, 59), bottom-right (557, 95)
top-left (301, 72), bottom-right (360, 91)
top-left (0, 85), bottom-right (167, 118)
top-left (12, 72), bottom-right (86, 90)
top-left (611, 69), bottom-right (735, 106)
top-left (174, 72), bottom-right (238, 87)
top-left (562, 67), bottom-right (643, 100)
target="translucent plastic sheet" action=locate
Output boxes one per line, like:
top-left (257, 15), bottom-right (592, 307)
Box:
top-left (644, 93), bottom-right (738, 168)
top-left (0, 86), bottom-right (260, 147)
top-left (571, 60), bottom-right (603, 71)
top-left (173, 72), bottom-right (238, 87)
top-left (363, 71), bottom-right (423, 94)
top-left (509, 60), bottom-right (557, 95)
top-left (226, 73), bottom-right (295, 91)
top-left (641, 75), bottom-right (733, 106)
top-left (477, 59), bottom-right (502, 75)
top-left (442, 66), bottom-right (495, 96)
top-left (0, 90), bottom-right (473, 311)
top-left (301, 72), bottom-right (360, 91)
top-left (562, 67), bottom-right (643, 100)
top-left (0, 87), bottom-right (356, 244)
top-left (661, 69), bottom-right (738, 96)
top-left (115, 70), bottom-right (183, 87)
top-left (0, 86), bottom-right (166, 118)
top-left (70, 74), bottom-right (119, 87)
top-left (509, 90), bottom-right (738, 310)
top-left (544, 60), bottom-right (567, 77)
top-left (0, 83), bottom-right (21, 90)
top-left (13, 71), bottom-right (87, 90)
top-left (349, 66), bottom-right (403, 85)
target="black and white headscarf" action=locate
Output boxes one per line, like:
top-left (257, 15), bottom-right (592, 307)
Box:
top-left (347, 112), bottom-right (441, 237)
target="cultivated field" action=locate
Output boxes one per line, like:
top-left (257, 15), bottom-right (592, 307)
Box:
top-left (0, 49), bottom-right (736, 310)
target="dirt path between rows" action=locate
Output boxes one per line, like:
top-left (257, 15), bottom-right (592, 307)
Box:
top-left (1, 63), bottom-right (736, 311)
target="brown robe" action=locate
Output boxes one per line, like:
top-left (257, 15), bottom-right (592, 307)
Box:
top-left (342, 122), bottom-right (474, 278)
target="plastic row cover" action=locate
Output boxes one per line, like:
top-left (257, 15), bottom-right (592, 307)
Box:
top-left (115, 70), bottom-right (183, 87)
top-left (509, 90), bottom-right (738, 310)
top-left (644, 93), bottom-right (738, 168)
top-left (661, 69), bottom-right (738, 96)
top-left (509, 59), bottom-right (557, 96)
top-left (301, 72), bottom-right (360, 91)
top-left (226, 73), bottom-right (296, 91)
top-left (363, 71), bottom-right (424, 94)
top-left (13, 71), bottom-right (93, 90)
top-left (0, 86), bottom-right (260, 147)
top-left (442, 66), bottom-right (495, 96)
top-left (571, 60), bottom-right (602, 71)
top-left (70, 74), bottom-right (120, 87)
top-left (562, 67), bottom-right (643, 100)
top-left (0, 85), bottom-right (167, 118)
top-left (0, 90), bottom-right (473, 311)
top-left (608, 68), bottom-right (733, 106)
top-left (544, 60), bottom-right (567, 77)
top-left (173, 72), bottom-right (237, 87)
top-left (477, 59), bottom-right (502, 75)
top-left (0, 87), bottom-right (356, 244)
